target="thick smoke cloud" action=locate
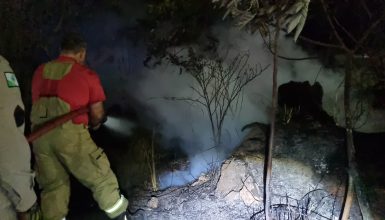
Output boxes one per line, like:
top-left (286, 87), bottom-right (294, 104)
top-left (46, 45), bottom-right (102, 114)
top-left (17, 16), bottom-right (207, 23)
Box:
top-left (129, 26), bottom-right (346, 188)
top-left (81, 11), bottom-right (346, 188)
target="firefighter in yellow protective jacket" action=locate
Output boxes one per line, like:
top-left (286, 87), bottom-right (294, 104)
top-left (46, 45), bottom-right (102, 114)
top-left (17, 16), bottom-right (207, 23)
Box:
top-left (31, 33), bottom-right (128, 220)
top-left (0, 55), bottom-right (37, 220)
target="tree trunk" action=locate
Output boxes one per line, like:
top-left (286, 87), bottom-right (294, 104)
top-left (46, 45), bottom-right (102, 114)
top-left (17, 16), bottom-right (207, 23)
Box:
top-left (340, 54), bottom-right (355, 220)
top-left (264, 21), bottom-right (280, 220)
top-left (340, 55), bottom-right (373, 220)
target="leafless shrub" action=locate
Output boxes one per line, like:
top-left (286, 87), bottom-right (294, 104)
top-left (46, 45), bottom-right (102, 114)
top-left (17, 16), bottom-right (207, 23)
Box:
top-left (166, 48), bottom-right (268, 147)
top-left (250, 189), bottom-right (338, 220)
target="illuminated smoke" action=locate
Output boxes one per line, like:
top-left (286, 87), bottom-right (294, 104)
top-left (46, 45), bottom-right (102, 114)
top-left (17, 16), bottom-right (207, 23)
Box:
top-left (131, 27), bottom-right (343, 188)
top-left (104, 116), bottom-right (135, 135)
top-left (82, 12), bottom-right (344, 189)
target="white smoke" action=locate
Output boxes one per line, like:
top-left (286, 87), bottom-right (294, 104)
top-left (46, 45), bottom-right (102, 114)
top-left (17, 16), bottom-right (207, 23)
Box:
top-left (214, 25), bottom-right (344, 121)
top-left (129, 26), bottom-right (345, 188)
top-left (104, 116), bottom-right (135, 135)
top-left (82, 12), bottom-right (346, 188)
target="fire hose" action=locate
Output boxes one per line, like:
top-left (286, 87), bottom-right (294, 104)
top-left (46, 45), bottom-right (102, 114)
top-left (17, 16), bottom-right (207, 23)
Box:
top-left (26, 107), bottom-right (89, 143)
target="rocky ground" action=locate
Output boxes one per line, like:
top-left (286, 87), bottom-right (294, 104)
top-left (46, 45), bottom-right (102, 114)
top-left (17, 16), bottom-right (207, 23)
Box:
top-left (67, 121), bottom-right (384, 220)
top-left (122, 122), bottom-right (362, 220)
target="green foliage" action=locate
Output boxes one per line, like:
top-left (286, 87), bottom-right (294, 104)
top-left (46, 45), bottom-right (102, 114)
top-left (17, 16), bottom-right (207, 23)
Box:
top-left (286, 0), bottom-right (309, 41)
top-left (215, 0), bottom-right (310, 41)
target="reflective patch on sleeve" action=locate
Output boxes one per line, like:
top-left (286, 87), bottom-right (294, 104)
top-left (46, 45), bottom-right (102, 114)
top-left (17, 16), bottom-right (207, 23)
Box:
top-left (4, 72), bottom-right (19, 87)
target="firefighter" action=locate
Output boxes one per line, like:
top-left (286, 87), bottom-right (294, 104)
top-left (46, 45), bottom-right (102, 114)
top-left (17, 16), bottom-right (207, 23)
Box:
top-left (0, 55), bottom-right (38, 220)
top-left (31, 33), bottom-right (128, 220)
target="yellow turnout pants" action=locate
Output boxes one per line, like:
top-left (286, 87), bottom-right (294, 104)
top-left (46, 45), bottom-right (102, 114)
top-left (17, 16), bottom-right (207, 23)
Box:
top-left (33, 122), bottom-right (127, 220)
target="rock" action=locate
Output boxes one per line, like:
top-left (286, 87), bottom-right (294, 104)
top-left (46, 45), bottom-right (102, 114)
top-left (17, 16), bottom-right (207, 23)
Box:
top-left (238, 122), bottom-right (346, 175)
top-left (234, 124), bottom-right (266, 158)
top-left (215, 160), bottom-right (246, 198)
top-left (147, 197), bottom-right (159, 209)
top-left (130, 122), bottom-right (363, 220)
top-left (191, 174), bottom-right (210, 187)
top-left (239, 176), bottom-right (261, 206)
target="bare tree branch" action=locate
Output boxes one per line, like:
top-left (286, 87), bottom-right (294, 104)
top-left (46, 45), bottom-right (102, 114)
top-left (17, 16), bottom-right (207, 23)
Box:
top-left (167, 51), bottom-right (266, 147)
top-left (332, 16), bottom-right (358, 43)
top-left (298, 35), bottom-right (345, 50)
top-left (354, 9), bottom-right (385, 52)
top-left (320, 0), bottom-right (350, 52)
top-left (261, 33), bottom-right (320, 60)
top-left (360, 0), bottom-right (372, 18)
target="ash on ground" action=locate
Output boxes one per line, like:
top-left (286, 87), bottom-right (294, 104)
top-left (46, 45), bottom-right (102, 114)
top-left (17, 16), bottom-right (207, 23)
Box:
top-left (128, 122), bottom-right (364, 220)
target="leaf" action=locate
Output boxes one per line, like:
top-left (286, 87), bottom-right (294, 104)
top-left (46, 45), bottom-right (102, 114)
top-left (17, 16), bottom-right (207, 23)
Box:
top-left (257, 7), bottom-right (266, 16)
top-left (251, 0), bottom-right (259, 9)
top-left (294, 3), bottom-right (309, 42)
top-left (258, 22), bottom-right (269, 37)
top-left (237, 12), bottom-right (256, 28)
top-left (281, 4), bottom-right (287, 11)
top-left (286, 1), bottom-right (304, 15)
top-left (267, 5), bottom-right (276, 14)
top-left (223, 8), bottom-right (232, 19)
top-left (226, 0), bottom-right (239, 8)
top-left (294, 17), bottom-right (306, 42)
top-left (287, 13), bottom-right (302, 33)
